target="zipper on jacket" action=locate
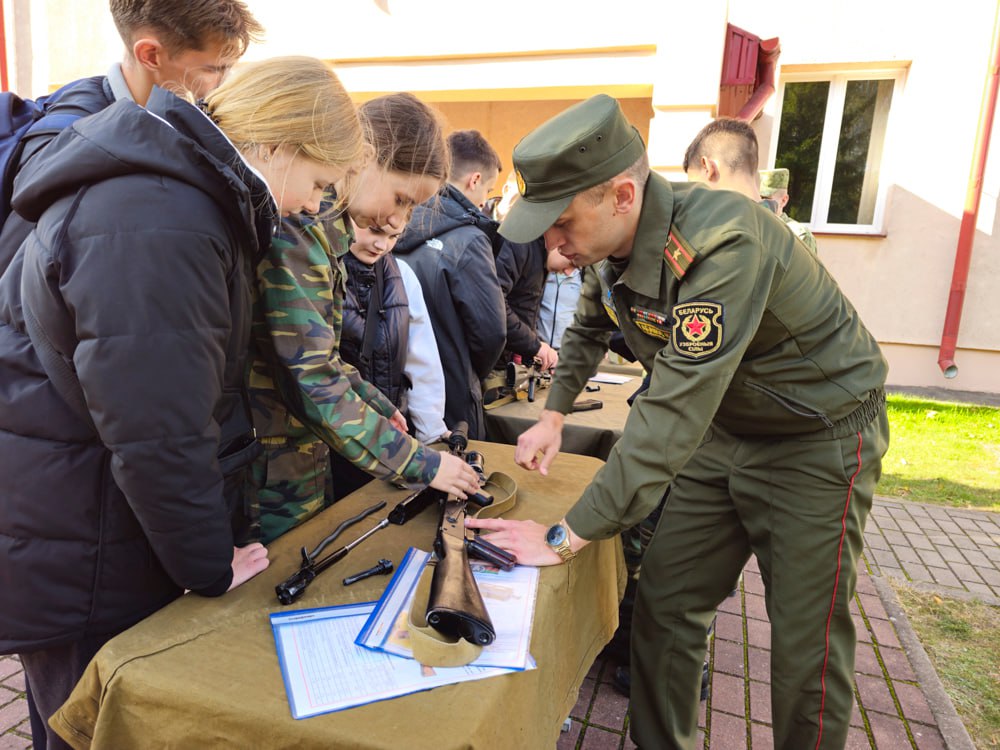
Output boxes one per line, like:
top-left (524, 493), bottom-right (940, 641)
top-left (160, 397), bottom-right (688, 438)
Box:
top-left (744, 380), bottom-right (834, 428)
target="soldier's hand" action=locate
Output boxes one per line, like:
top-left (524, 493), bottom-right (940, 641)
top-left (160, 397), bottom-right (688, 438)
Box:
top-left (465, 517), bottom-right (587, 566)
top-left (228, 543), bottom-right (269, 592)
top-left (534, 342), bottom-right (559, 372)
top-left (430, 451), bottom-right (480, 498)
top-left (515, 410), bottom-right (564, 475)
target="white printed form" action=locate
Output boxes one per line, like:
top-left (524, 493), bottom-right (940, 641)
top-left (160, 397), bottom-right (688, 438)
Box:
top-left (271, 603), bottom-right (517, 719)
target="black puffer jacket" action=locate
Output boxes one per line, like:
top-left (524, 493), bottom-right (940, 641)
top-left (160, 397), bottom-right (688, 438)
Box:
top-left (0, 87), bottom-right (274, 653)
top-left (340, 251), bottom-right (411, 408)
top-left (394, 185), bottom-right (506, 440)
top-left (494, 236), bottom-right (548, 362)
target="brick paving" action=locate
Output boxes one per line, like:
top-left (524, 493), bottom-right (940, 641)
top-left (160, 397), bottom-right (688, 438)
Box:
top-left (2, 496), bottom-right (996, 749)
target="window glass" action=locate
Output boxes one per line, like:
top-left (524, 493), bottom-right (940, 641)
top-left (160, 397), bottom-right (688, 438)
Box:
top-left (774, 81), bottom-right (829, 222)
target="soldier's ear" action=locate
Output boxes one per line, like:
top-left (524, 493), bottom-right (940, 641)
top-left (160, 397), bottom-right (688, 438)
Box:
top-left (700, 156), bottom-right (721, 183)
top-left (611, 178), bottom-right (638, 215)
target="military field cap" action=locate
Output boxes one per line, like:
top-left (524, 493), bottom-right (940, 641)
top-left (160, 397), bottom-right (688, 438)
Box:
top-left (499, 94), bottom-right (646, 242)
top-left (759, 167), bottom-right (790, 197)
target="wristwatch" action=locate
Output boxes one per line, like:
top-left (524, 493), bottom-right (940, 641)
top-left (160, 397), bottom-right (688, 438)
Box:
top-left (545, 522), bottom-right (577, 563)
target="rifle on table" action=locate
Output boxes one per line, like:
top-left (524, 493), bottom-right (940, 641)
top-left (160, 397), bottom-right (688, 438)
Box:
top-left (424, 423), bottom-right (516, 646)
top-left (483, 360), bottom-right (552, 409)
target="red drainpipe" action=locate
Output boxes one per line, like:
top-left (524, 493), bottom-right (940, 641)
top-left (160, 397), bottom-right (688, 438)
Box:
top-left (0, 0), bottom-right (8, 91)
top-left (938, 4), bottom-right (1000, 378)
top-left (737, 37), bottom-right (781, 121)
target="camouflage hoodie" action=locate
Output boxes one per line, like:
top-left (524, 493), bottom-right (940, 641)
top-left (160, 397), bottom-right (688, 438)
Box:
top-left (248, 208), bottom-right (440, 543)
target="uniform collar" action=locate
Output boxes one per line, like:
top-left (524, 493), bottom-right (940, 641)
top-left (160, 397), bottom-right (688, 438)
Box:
top-left (617, 172), bottom-right (673, 298)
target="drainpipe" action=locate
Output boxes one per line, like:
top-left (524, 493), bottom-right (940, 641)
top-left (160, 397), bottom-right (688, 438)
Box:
top-left (737, 37), bottom-right (780, 121)
top-left (938, 3), bottom-right (1000, 378)
top-left (0, 0), bottom-right (8, 91)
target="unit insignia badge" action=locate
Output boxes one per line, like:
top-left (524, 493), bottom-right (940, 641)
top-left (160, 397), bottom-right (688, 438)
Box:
top-left (671, 301), bottom-right (723, 359)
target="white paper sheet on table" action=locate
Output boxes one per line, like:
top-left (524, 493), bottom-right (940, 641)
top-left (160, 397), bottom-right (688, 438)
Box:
top-left (271, 602), bottom-right (524, 719)
top-left (588, 372), bottom-right (634, 384)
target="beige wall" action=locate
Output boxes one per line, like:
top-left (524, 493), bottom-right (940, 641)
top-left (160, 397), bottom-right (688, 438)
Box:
top-left (11, 0), bottom-right (999, 394)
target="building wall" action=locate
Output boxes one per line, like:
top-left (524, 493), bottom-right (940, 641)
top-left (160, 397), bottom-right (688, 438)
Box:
top-left (11, 0), bottom-right (999, 394)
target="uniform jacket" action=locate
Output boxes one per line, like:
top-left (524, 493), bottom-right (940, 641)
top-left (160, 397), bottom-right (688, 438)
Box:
top-left (547, 175), bottom-right (888, 541)
top-left (494, 237), bottom-right (548, 361)
top-left (248, 210), bottom-right (440, 539)
top-left (341, 250), bottom-right (411, 409)
top-left (0, 88), bottom-right (275, 652)
top-left (394, 185), bottom-right (506, 440)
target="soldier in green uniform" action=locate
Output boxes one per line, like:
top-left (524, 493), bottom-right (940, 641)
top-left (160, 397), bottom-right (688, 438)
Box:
top-left (468, 94), bottom-right (889, 750)
top-left (249, 93), bottom-right (481, 544)
top-left (759, 166), bottom-right (819, 253)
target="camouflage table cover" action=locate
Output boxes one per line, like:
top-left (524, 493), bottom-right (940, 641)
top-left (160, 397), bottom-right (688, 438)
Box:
top-left (51, 441), bottom-right (626, 750)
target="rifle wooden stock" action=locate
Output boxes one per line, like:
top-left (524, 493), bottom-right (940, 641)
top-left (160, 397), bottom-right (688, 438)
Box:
top-left (426, 512), bottom-right (496, 646)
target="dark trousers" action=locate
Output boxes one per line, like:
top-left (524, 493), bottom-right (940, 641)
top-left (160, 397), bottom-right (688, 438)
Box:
top-left (20, 634), bottom-right (112, 749)
top-left (630, 409), bottom-right (889, 750)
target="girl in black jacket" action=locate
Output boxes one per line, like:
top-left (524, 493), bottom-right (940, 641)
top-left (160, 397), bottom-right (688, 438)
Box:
top-left (0, 57), bottom-right (367, 748)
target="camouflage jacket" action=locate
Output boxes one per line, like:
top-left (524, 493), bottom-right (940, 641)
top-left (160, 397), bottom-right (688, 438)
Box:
top-left (248, 209), bottom-right (440, 538)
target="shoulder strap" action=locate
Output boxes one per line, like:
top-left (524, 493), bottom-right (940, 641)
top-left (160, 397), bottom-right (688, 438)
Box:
top-left (359, 259), bottom-right (384, 369)
top-left (663, 224), bottom-right (698, 280)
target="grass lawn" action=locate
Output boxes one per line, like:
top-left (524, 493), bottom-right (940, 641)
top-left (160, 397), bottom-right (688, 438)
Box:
top-left (892, 582), bottom-right (1000, 749)
top-left (879, 394), bottom-right (1000, 511)
top-left (878, 393), bottom-right (1000, 748)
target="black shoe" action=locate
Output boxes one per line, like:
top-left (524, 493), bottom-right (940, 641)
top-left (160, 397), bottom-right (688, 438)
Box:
top-left (700, 661), bottom-right (710, 701)
top-left (612, 665), bottom-right (631, 697)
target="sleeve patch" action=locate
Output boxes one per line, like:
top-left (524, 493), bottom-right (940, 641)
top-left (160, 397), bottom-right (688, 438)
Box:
top-left (671, 301), bottom-right (723, 359)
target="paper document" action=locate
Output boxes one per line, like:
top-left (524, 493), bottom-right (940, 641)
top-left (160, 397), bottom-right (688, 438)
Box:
top-left (588, 372), bottom-right (634, 384)
top-left (271, 602), bottom-right (522, 719)
top-left (356, 547), bottom-right (538, 670)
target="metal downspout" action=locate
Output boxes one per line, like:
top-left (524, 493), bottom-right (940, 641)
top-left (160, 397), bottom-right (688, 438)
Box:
top-left (737, 37), bottom-right (780, 121)
top-left (938, 3), bottom-right (1000, 377)
top-left (0, 0), bottom-right (8, 91)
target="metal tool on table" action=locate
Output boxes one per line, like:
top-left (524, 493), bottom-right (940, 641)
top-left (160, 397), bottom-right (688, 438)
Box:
top-left (275, 499), bottom-right (389, 605)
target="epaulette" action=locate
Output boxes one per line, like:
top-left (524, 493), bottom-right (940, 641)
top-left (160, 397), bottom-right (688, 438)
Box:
top-left (663, 224), bottom-right (698, 280)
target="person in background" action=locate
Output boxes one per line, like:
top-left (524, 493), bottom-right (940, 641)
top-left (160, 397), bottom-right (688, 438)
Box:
top-left (394, 130), bottom-right (507, 440)
top-left (682, 117), bottom-right (817, 253)
top-left (759, 167), bottom-right (818, 253)
top-left (536, 246), bottom-right (583, 351)
top-left (468, 94), bottom-right (888, 750)
top-left (0, 55), bottom-right (362, 750)
top-left (0, 0), bottom-right (263, 274)
top-left (249, 92), bottom-right (480, 544)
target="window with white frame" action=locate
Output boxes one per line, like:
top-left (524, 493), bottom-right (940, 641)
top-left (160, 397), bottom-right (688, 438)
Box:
top-left (769, 70), bottom-right (903, 234)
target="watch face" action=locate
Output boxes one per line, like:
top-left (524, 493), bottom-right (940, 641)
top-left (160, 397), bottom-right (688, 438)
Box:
top-left (546, 523), bottom-right (567, 546)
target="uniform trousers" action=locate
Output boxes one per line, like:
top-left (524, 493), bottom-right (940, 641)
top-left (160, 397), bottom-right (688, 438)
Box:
top-left (630, 405), bottom-right (889, 750)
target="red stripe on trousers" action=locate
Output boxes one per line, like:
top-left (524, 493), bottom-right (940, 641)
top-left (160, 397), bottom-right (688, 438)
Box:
top-left (815, 431), bottom-right (864, 750)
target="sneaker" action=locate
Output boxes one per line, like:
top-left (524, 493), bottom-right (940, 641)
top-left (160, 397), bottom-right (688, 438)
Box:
top-left (701, 661), bottom-right (710, 701)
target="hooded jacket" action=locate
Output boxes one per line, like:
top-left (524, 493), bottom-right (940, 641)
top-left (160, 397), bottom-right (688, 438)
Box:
top-left (0, 88), bottom-right (274, 652)
top-left (494, 236), bottom-right (548, 362)
top-left (394, 184), bottom-right (506, 440)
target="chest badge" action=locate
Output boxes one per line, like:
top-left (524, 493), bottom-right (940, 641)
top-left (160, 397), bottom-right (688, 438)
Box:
top-left (631, 306), bottom-right (670, 341)
top-left (672, 301), bottom-right (723, 359)
top-left (602, 288), bottom-right (620, 327)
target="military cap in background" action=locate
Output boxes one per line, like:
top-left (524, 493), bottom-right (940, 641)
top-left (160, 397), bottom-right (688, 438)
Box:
top-left (499, 94), bottom-right (646, 243)
top-left (758, 167), bottom-right (789, 197)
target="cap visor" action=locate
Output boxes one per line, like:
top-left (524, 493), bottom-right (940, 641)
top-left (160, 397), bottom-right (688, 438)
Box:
top-left (498, 194), bottom-right (573, 243)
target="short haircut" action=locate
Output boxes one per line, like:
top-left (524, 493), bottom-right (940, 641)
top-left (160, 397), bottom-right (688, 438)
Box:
top-left (579, 151), bottom-right (651, 206)
top-left (109, 0), bottom-right (264, 56)
top-left (682, 117), bottom-right (759, 178)
top-left (360, 93), bottom-right (450, 186)
top-left (447, 130), bottom-right (502, 181)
